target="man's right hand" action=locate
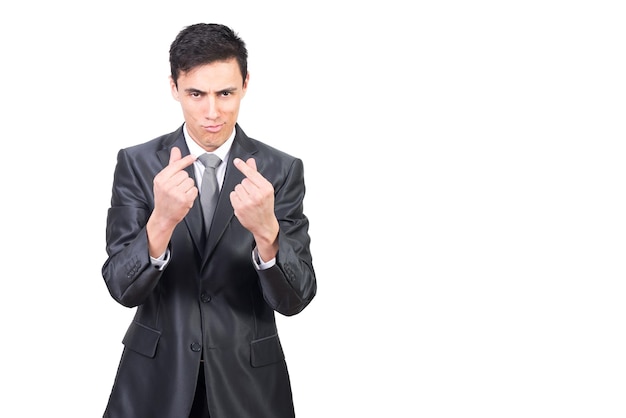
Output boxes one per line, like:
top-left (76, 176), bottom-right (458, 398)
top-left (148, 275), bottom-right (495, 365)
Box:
top-left (152, 146), bottom-right (198, 225)
top-left (147, 147), bottom-right (197, 257)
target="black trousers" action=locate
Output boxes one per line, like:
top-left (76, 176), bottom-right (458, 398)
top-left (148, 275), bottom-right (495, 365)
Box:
top-left (189, 365), bottom-right (210, 418)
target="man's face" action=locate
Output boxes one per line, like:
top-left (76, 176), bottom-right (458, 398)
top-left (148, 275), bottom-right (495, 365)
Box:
top-left (170, 58), bottom-right (248, 152)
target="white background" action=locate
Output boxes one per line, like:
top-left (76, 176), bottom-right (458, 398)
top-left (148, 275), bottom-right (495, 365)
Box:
top-left (1, 1), bottom-right (625, 417)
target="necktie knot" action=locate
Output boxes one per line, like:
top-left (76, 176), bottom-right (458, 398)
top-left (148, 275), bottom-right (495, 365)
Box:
top-left (198, 153), bottom-right (221, 170)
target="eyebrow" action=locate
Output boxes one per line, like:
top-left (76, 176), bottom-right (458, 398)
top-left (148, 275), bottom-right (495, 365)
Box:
top-left (184, 88), bottom-right (206, 95)
top-left (183, 87), bottom-right (238, 95)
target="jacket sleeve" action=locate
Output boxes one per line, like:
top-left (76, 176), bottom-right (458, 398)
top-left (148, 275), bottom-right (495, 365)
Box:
top-left (257, 157), bottom-right (317, 316)
top-left (101, 148), bottom-right (163, 308)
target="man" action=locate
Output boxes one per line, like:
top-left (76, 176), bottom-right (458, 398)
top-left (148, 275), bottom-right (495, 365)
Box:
top-left (101, 23), bottom-right (316, 418)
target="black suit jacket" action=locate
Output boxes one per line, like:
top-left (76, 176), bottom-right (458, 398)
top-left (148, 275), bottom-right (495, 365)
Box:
top-left (102, 124), bottom-right (316, 418)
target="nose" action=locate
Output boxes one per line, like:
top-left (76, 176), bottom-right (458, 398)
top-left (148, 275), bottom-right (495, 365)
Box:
top-left (204, 96), bottom-right (219, 120)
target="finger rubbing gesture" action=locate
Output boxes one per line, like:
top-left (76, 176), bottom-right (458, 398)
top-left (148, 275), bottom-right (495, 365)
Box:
top-left (152, 147), bottom-right (198, 226)
top-left (230, 157), bottom-right (279, 259)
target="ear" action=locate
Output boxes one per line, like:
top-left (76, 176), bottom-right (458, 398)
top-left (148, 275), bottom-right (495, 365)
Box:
top-left (169, 76), bottom-right (180, 101)
top-left (241, 72), bottom-right (250, 97)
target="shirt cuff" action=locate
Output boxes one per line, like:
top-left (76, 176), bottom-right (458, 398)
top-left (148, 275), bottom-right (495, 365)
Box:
top-left (252, 247), bottom-right (276, 270)
top-left (150, 248), bottom-right (170, 271)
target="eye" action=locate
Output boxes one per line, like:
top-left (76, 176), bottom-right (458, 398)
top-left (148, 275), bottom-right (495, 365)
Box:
top-left (191, 91), bottom-right (201, 98)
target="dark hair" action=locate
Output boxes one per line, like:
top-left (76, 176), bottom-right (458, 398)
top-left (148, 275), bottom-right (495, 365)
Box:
top-left (169, 23), bottom-right (248, 87)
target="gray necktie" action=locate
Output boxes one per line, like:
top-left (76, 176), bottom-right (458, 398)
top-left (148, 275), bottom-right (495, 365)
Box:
top-left (198, 153), bottom-right (222, 235)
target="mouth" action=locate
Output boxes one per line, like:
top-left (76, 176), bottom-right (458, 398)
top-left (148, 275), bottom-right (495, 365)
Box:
top-left (202, 124), bottom-right (223, 133)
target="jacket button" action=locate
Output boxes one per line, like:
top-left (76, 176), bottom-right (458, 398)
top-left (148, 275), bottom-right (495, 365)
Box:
top-left (190, 342), bottom-right (202, 352)
top-left (200, 292), bottom-right (211, 303)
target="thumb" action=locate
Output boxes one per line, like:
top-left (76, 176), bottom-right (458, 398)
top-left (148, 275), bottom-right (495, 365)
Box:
top-left (245, 157), bottom-right (257, 171)
top-left (169, 147), bottom-right (182, 164)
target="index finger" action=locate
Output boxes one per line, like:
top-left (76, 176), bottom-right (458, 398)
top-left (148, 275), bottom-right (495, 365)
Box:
top-left (169, 146), bottom-right (183, 164)
top-left (233, 157), bottom-right (264, 182)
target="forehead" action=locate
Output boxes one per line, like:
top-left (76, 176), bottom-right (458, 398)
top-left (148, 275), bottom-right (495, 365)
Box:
top-left (178, 59), bottom-right (243, 88)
